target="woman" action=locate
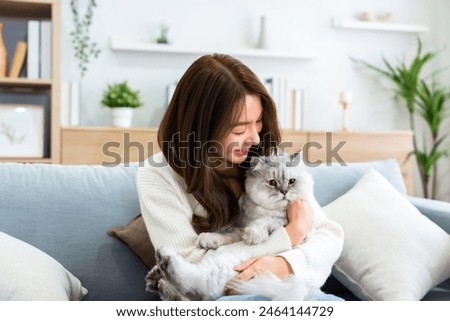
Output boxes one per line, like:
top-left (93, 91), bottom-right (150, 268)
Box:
top-left (137, 53), bottom-right (344, 301)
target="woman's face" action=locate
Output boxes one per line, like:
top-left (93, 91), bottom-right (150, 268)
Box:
top-left (219, 94), bottom-right (263, 166)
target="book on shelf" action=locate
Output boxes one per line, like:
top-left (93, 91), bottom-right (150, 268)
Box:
top-left (39, 20), bottom-right (52, 79)
top-left (264, 77), bottom-right (304, 130)
top-left (8, 41), bottom-right (27, 78)
top-left (26, 19), bottom-right (52, 80)
top-left (166, 81), bottom-right (178, 107)
top-left (27, 20), bottom-right (40, 79)
top-left (291, 88), bottom-right (304, 130)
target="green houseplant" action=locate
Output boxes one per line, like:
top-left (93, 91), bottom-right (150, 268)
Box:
top-left (352, 39), bottom-right (450, 199)
top-left (101, 81), bottom-right (143, 128)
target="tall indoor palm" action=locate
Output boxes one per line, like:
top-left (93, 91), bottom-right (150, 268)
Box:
top-left (352, 39), bottom-right (449, 199)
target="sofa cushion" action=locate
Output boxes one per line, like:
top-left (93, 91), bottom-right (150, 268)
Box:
top-left (308, 158), bottom-right (406, 206)
top-left (0, 163), bottom-right (158, 301)
top-left (0, 231), bottom-right (87, 300)
top-left (323, 169), bottom-right (450, 300)
top-left (108, 213), bottom-right (156, 268)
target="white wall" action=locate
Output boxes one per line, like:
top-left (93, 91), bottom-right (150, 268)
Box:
top-left (60, 0), bottom-right (449, 200)
top-left (431, 0), bottom-right (450, 201)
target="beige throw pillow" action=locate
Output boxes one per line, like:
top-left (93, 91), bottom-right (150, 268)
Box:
top-left (108, 213), bottom-right (156, 268)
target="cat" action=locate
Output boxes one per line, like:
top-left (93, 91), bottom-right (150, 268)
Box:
top-left (146, 153), bottom-right (324, 301)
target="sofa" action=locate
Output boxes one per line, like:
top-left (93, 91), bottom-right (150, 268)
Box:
top-left (0, 158), bottom-right (449, 301)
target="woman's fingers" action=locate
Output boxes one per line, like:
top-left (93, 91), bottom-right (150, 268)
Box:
top-left (233, 256), bottom-right (260, 272)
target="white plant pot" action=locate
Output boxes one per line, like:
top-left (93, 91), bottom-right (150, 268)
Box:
top-left (110, 107), bottom-right (134, 128)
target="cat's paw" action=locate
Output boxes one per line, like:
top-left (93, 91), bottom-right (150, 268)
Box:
top-left (242, 227), bottom-right (269, 245)
top-left (195, 232), bottom-right (224, 250)
top-left (158, 278), bottom-right (189, 301)
top-left (155, 246), bottom-right (177, 274)
top-left (145, 265), bottom-right (162, 292)
top-left (224, 279), bottom-right (242, 296)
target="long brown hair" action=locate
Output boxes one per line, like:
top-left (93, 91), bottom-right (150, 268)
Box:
top-left (158, 53), bottom-right (280, 233)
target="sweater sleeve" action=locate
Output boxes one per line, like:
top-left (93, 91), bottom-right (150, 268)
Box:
top-left (277, 196), bottom-right (344, 288)
top-left (136, 155), bottom-right (292, 263)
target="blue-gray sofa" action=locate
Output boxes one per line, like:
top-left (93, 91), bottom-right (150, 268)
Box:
top-left (0, 159), bottom-right (449, 300)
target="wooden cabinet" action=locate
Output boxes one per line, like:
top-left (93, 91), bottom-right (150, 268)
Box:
top-left (61, 127), bottom-right (413, 193)
top-left (0, 0), bottom-right (61, 163)
top-left (306, 131), bottom-right (413, 193)
top-left (61, 127), bottom-right (159, 166)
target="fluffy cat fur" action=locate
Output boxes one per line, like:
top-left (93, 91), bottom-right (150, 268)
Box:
top-left (146, 153), bottom-right (324, 301)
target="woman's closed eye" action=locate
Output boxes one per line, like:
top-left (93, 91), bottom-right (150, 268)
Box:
top-left (232, 126), bottom-right (246, 135)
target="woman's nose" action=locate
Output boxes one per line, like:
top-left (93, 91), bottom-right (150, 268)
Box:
top-left (246, 125), bottom-right (260, 146)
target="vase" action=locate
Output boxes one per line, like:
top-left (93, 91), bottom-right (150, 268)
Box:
top-left (0, 22), bottom-right (8, 77)
top-left (110, 107), bottom-right (134, 128)
top-left (257, 16), bottom-right (268, 49)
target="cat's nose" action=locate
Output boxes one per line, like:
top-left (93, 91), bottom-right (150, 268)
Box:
top-left (280, 189), bottom-right (287, 195)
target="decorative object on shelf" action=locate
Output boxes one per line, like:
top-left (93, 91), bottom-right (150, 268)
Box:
top-left (358, 11), bottom-right (395, 23)
top-left (60, 81), bottom-right (81, 127)
top-left (352, 39), bottom-right (450, 199)
top-left (359, 12), bottom-right (375, 22)
top-left (0, 104), bottom-right (44, 158)
top-left (70, 0), bottom-right (101, 77)
top-left (156, 24), bottom-right (170, 44)
top-left (339, 90), bottom-right (352, 132)
top-left (101, 81), bottom-right (143, 128)
top-left (379, 12), bottom-right (395, 23)
top-left (0, 22), bottom-right (8, 78)
top-left (257, 16), bottom-right (268, 49)
top-left (9, 41), bottom-right (27, 78)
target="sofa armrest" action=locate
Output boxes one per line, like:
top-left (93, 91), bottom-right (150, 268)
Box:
top-left (409, 196), bottom-right (450, 291)
top-left (408, 196), bottom-right (450, 235)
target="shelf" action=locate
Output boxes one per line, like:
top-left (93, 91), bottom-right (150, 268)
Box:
top-left (332, 19), bottom-right (429, 33)
top-left (0, 157), bottom-right (53, 164)
top-left (0, 0), bottom-right (52, 19)
top-left (0, 78), bottom-right (52, 88)
top-left (110, 38), bottom-right (316, 60)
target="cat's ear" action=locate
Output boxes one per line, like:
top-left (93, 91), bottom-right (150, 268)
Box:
top-left (288, 151), bottom-right (303, 166)
top-left (249, 156), bottom-right (265, 171)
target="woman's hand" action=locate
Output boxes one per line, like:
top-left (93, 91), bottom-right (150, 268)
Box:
top-left (284, 199), bottom-right (314, 246)
top-left (233, 256), bottom-right (293, 281)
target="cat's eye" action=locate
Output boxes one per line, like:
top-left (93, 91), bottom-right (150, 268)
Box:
top-left (288, 178), bottom-right (296, 185)
top-left (268, 179), bottom-right (277, 187)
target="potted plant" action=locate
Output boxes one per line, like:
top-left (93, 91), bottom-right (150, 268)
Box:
top-left (352, 39), bottom-right (449, 199)
top-left (101, 81), bottom-right (143, 128)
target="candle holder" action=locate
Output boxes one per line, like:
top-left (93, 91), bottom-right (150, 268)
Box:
top-left (341, 101), bottom-right (350, 132)
top-left (339, 91), bottom-right (352, 132)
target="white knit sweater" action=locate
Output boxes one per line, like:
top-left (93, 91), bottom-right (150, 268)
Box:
top-left (137, 152), bottom-right (344, 288)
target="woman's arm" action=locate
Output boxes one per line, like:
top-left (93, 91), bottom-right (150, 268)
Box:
top-left (233, 197), bottom-right (343, 286)
top-left (277, 197), bottom-right (344, 287)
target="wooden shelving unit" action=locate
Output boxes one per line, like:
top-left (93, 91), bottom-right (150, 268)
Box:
top-left (0, 78), bottom-right (52, 88)
top-left (0, 0), bottom-right (61, 164)
top-left (110, 38), bottom-right (317, 60)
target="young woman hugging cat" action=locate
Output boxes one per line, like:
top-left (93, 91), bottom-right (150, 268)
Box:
top-left (137, 53), bottom-right (344, 301)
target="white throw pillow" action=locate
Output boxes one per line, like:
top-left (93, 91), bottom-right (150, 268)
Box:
top-left (0, 232), bottom-right (88, 300)
top-left (323, 169), bottom-right (450, 300)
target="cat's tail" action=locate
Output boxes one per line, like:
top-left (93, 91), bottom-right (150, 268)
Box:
top-left (226, 273), bottom-right (316, 301)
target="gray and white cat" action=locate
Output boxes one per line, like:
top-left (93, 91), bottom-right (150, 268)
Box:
top-left (146, 153), bottom-right (323, 301)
